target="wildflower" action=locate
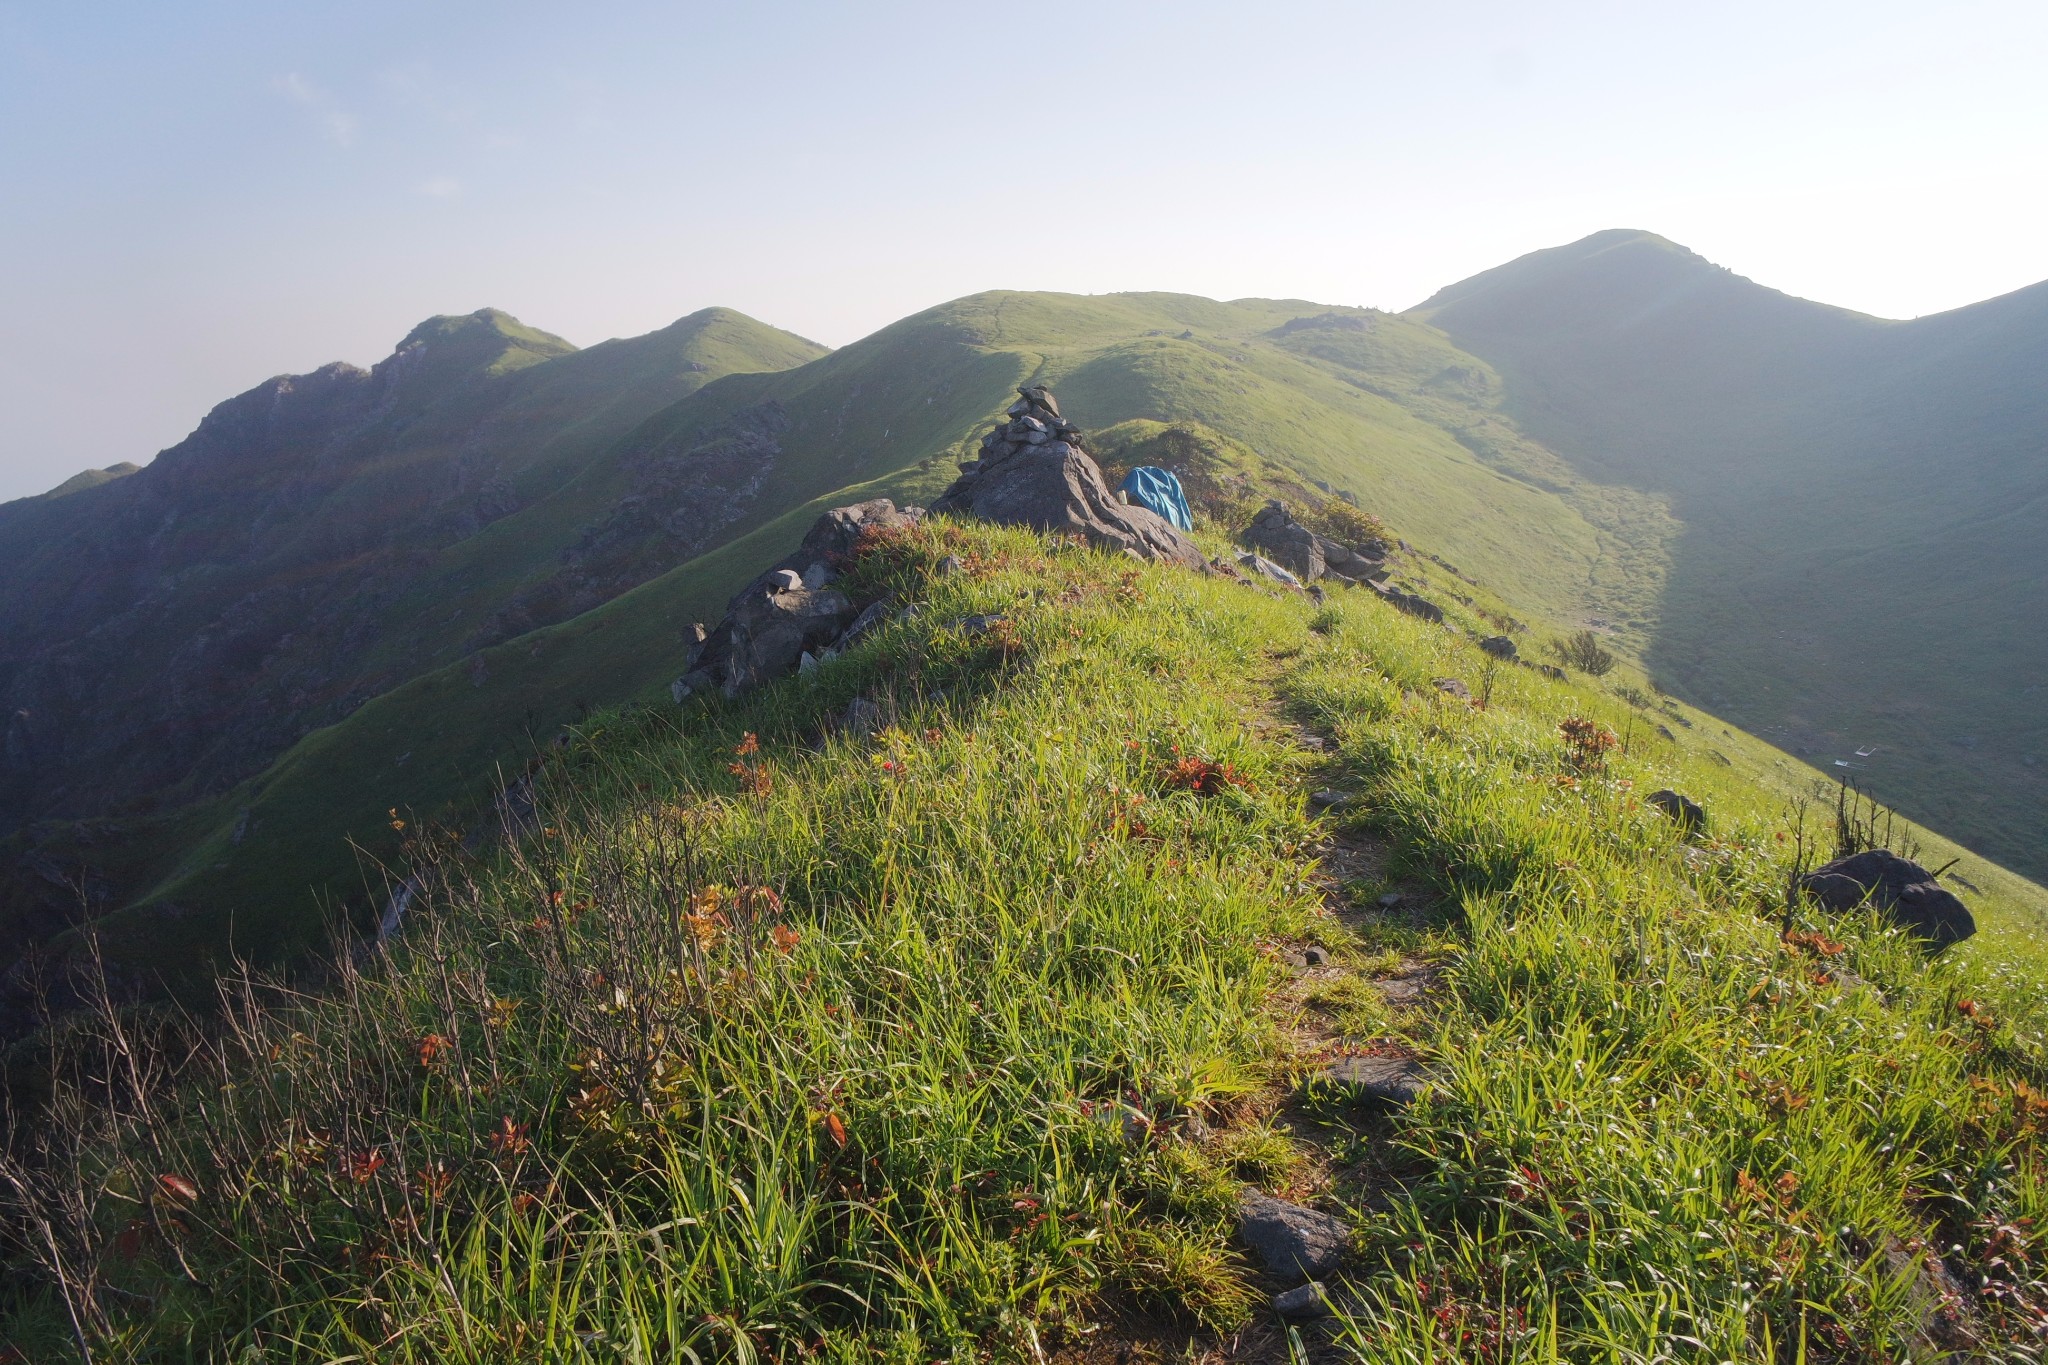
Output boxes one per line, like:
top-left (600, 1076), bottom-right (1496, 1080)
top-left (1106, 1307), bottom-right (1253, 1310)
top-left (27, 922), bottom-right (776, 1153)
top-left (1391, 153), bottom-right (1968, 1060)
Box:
top-left (821, 1113), bottom-right (849, 1149)
top-left (734, 732), bottom-right (760, 757)
top-left (489, 1117), bottom-right (532, 1157)
top-left (388, 808), bottom-right (406, 832)
top-left (344, 1149), bottom-right (386, 1184)
top-left (417, 1033), bottom-right (450, 1067)
top-left (771, 925), bottom-right (801, 954)
top-left (157, 1174), bottom-right (199, 1203)
top-left (485, 996), bottom-right (519, 1029)
top-left (416, 1163), bottom-right (454, 1200)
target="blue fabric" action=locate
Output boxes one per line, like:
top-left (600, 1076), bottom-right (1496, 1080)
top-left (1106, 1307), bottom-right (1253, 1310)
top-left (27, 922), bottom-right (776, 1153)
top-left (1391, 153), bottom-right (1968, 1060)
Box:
top-left (1117, 466), bottom-right (1194, 531)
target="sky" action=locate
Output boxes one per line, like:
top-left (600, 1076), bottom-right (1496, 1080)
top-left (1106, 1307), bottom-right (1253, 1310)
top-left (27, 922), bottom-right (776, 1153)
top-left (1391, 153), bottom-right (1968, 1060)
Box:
top-left (2, 0), bottom-right (2045, 502)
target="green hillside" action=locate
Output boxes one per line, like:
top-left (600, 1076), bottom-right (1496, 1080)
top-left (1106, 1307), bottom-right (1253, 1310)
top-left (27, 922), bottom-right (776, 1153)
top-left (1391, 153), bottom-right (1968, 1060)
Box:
top-left (14, 288), bottom-right (1702, 987)
top-left (1413, 230), bottom-right (2048, 880)
top-left (8, 519), bottom-right (2047, 1359)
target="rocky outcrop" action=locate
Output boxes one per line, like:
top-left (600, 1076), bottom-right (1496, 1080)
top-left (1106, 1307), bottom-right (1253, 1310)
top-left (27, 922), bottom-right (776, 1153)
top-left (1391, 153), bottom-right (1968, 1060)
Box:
top-left (1371, 581), bottom-right (1445, 624)
top-left (1800, 849), bottom-right (1976, 947)
top-left (1241, 501), bottom-right (1390, 586)
top-left (932, 387), bottom-right (1204, 567)
top-left (675, 499), bottom-right (923, 699)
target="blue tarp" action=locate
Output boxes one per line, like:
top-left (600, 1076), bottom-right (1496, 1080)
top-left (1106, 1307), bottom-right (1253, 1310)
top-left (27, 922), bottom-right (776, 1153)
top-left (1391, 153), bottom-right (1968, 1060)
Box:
top-left (1117, 466), bottom-right (1194, 531)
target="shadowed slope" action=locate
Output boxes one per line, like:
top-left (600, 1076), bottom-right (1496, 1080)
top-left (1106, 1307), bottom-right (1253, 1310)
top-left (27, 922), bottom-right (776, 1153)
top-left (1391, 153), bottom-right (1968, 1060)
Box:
top-left (1415, 230), bottom-right (2048, 878)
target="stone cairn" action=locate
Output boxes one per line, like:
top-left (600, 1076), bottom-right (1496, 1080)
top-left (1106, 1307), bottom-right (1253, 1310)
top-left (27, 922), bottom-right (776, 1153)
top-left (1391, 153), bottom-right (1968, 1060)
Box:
top-left (965, 384), bottom-right (1085, 470)
top-left (932, 386), bottom-right (1205, 567)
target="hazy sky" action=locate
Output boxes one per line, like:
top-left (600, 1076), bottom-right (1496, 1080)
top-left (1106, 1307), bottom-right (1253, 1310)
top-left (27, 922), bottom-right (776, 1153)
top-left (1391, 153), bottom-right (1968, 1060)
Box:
top-left (3, 0), bottom-right (2044, 501)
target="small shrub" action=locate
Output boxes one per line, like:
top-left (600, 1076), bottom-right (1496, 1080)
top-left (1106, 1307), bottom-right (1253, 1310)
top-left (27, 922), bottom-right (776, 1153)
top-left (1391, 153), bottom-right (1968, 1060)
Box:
top-left (1553, 629), bottom-right (1617, 677)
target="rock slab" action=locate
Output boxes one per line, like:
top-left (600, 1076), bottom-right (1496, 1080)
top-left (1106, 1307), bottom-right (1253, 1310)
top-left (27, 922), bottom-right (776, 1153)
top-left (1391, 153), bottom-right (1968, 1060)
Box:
top-left (1239, 1192), bottom-right (1349, 1281)
top-left (1318, 1055), bottom-right (1427, 1105)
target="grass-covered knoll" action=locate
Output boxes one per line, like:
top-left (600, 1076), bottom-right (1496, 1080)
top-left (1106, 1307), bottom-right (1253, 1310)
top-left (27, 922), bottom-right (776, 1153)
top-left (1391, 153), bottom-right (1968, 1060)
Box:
top-left (8, 520), bottom-right (2048, 1361)
top-left (1414, 228), bottom-right (2048, 882)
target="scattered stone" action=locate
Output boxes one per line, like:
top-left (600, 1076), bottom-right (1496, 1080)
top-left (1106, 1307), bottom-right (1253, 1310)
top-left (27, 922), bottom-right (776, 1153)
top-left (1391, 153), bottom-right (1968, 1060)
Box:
top-left (842, 697), bottom-right (885, 733)
top-left (1297, 734), bottom-right (1326, 752)
top-left (956, 613), bottom-right (1008, 636)
top-left (1375, 972), bottom-right (1432, 1007)
top-left (931, 386), bottom-right (1205, 567)
top-left (1371, 580), bottom-right (1445, 623)
top-left (801, 561), bottom-right (833, 590)
top-left (1433, 677), bottom-right (1471, 701)
top-left (1238, 1193), bottom-right (1349, 1281)
top-left (1318, 1055), bottom-right (1427, 1105)
top-left (1657, 724), bottom-right (1677, 740)
top-left (766, 568), bottom-right (804, 592)
top-left (797, 651), bottom-right (820, 675)
top-left (1537, 664), bottom-right (1568, 681)
top-left (1478, 635), bottom-right (1517, 660)
top-left (1648, 789), bottom-right (1707, 835)
top-left (1303, 946), bottom-right (1330, 967)
top-left (1309, 789), bottom-right (1350, 810)
top-left (1376, 891), bottom-right (1404, 909)
top-left (1272, 1282), bottom-right (1331, 1321)
top-left (1799, 850), bottom-right (1976, 947)
top-left (935, 555), bottom-right (965, 576)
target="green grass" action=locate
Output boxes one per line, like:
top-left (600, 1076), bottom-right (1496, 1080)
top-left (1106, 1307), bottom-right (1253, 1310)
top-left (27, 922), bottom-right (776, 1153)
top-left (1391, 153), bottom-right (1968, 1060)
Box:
top-left (9, 521), bottom-right (2048, 1361)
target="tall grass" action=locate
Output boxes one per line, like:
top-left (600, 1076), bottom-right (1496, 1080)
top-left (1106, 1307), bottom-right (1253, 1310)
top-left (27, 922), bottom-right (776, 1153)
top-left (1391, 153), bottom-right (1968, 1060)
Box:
top-left (6, 520), bottom-right (2047, 1361)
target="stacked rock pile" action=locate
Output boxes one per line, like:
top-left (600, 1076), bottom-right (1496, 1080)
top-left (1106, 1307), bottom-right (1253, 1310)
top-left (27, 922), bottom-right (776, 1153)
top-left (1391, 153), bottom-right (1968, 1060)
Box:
top-left (932, 387), bottom-right (1205, 568)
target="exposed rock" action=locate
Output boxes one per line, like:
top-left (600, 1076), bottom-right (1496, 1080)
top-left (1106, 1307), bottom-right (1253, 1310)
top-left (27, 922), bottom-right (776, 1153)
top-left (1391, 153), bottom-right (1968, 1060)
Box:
top-left (721, 586), bottom-right (856, 695)
top-left (1536, 663), bottom-right (1568, 681)
top-left (686, 500), bottom-right (923, 698)
top-left (1648, 788), bottom-right (1707, 835)
top-left (1433, 677), bottom-right (1471, 701)
top-left (931, 387), bottom-right (1205, 567)
top-left (1800, 850), bottom-right (1976, 947)
top-left (1478, 635), bottom-right (1518, 660)
top-left (1371, 580), bottom-right (1445, 624)
top-left (1238, 1192), bottom-right (1349, 1281)
top-left (1241, 500), bottom-right (1390, 585)
top-left (1235, 552), bottom-right (1302, 588)
top-left (1376, 891), bottom-right (1404, 909)
top-left (1272, 1282), bottom-right (1331, 1320)
top-left (1309, 789), bottom-right (1350, 810)
top-left (1317, 1055), bottom-right (1427, 1105)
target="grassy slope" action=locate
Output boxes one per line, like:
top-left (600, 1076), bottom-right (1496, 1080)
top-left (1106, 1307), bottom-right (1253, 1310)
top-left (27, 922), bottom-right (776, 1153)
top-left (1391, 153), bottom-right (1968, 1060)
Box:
top-left (12, 521), bottom-right (2048, 1360)
top-left (76, 281), bottom-right (2047, 993)
top-left (1412, 230), bottom-right (2048, 881)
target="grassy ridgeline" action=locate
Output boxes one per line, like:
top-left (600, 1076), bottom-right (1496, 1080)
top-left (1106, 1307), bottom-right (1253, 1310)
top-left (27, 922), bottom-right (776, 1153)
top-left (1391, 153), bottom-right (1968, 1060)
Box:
top-left (7, 523), bottom-right (2047, 1360)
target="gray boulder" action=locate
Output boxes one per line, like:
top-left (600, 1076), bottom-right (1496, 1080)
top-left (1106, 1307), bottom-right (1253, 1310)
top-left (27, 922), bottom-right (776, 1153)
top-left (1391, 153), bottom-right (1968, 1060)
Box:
top-left (1433, 677), bottom-right (1471, 701)
top-left (1800, 849), bottom-right (1976, 947)
top-left (1240, 500), bottom-right (1390, 586)
top-left (1478, 635), bottom-right (1517, 660)
top-left (689, 499), bottom-right (923, 697)
top-left (722, 586), bottom-right (856, 695)
top-left (1648, 788), bottom-right (1707, 835)
top-left (1239, 1192), bottom-right (1349, 1281)
top-left (933, 389), bottom-right (1204, 567)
